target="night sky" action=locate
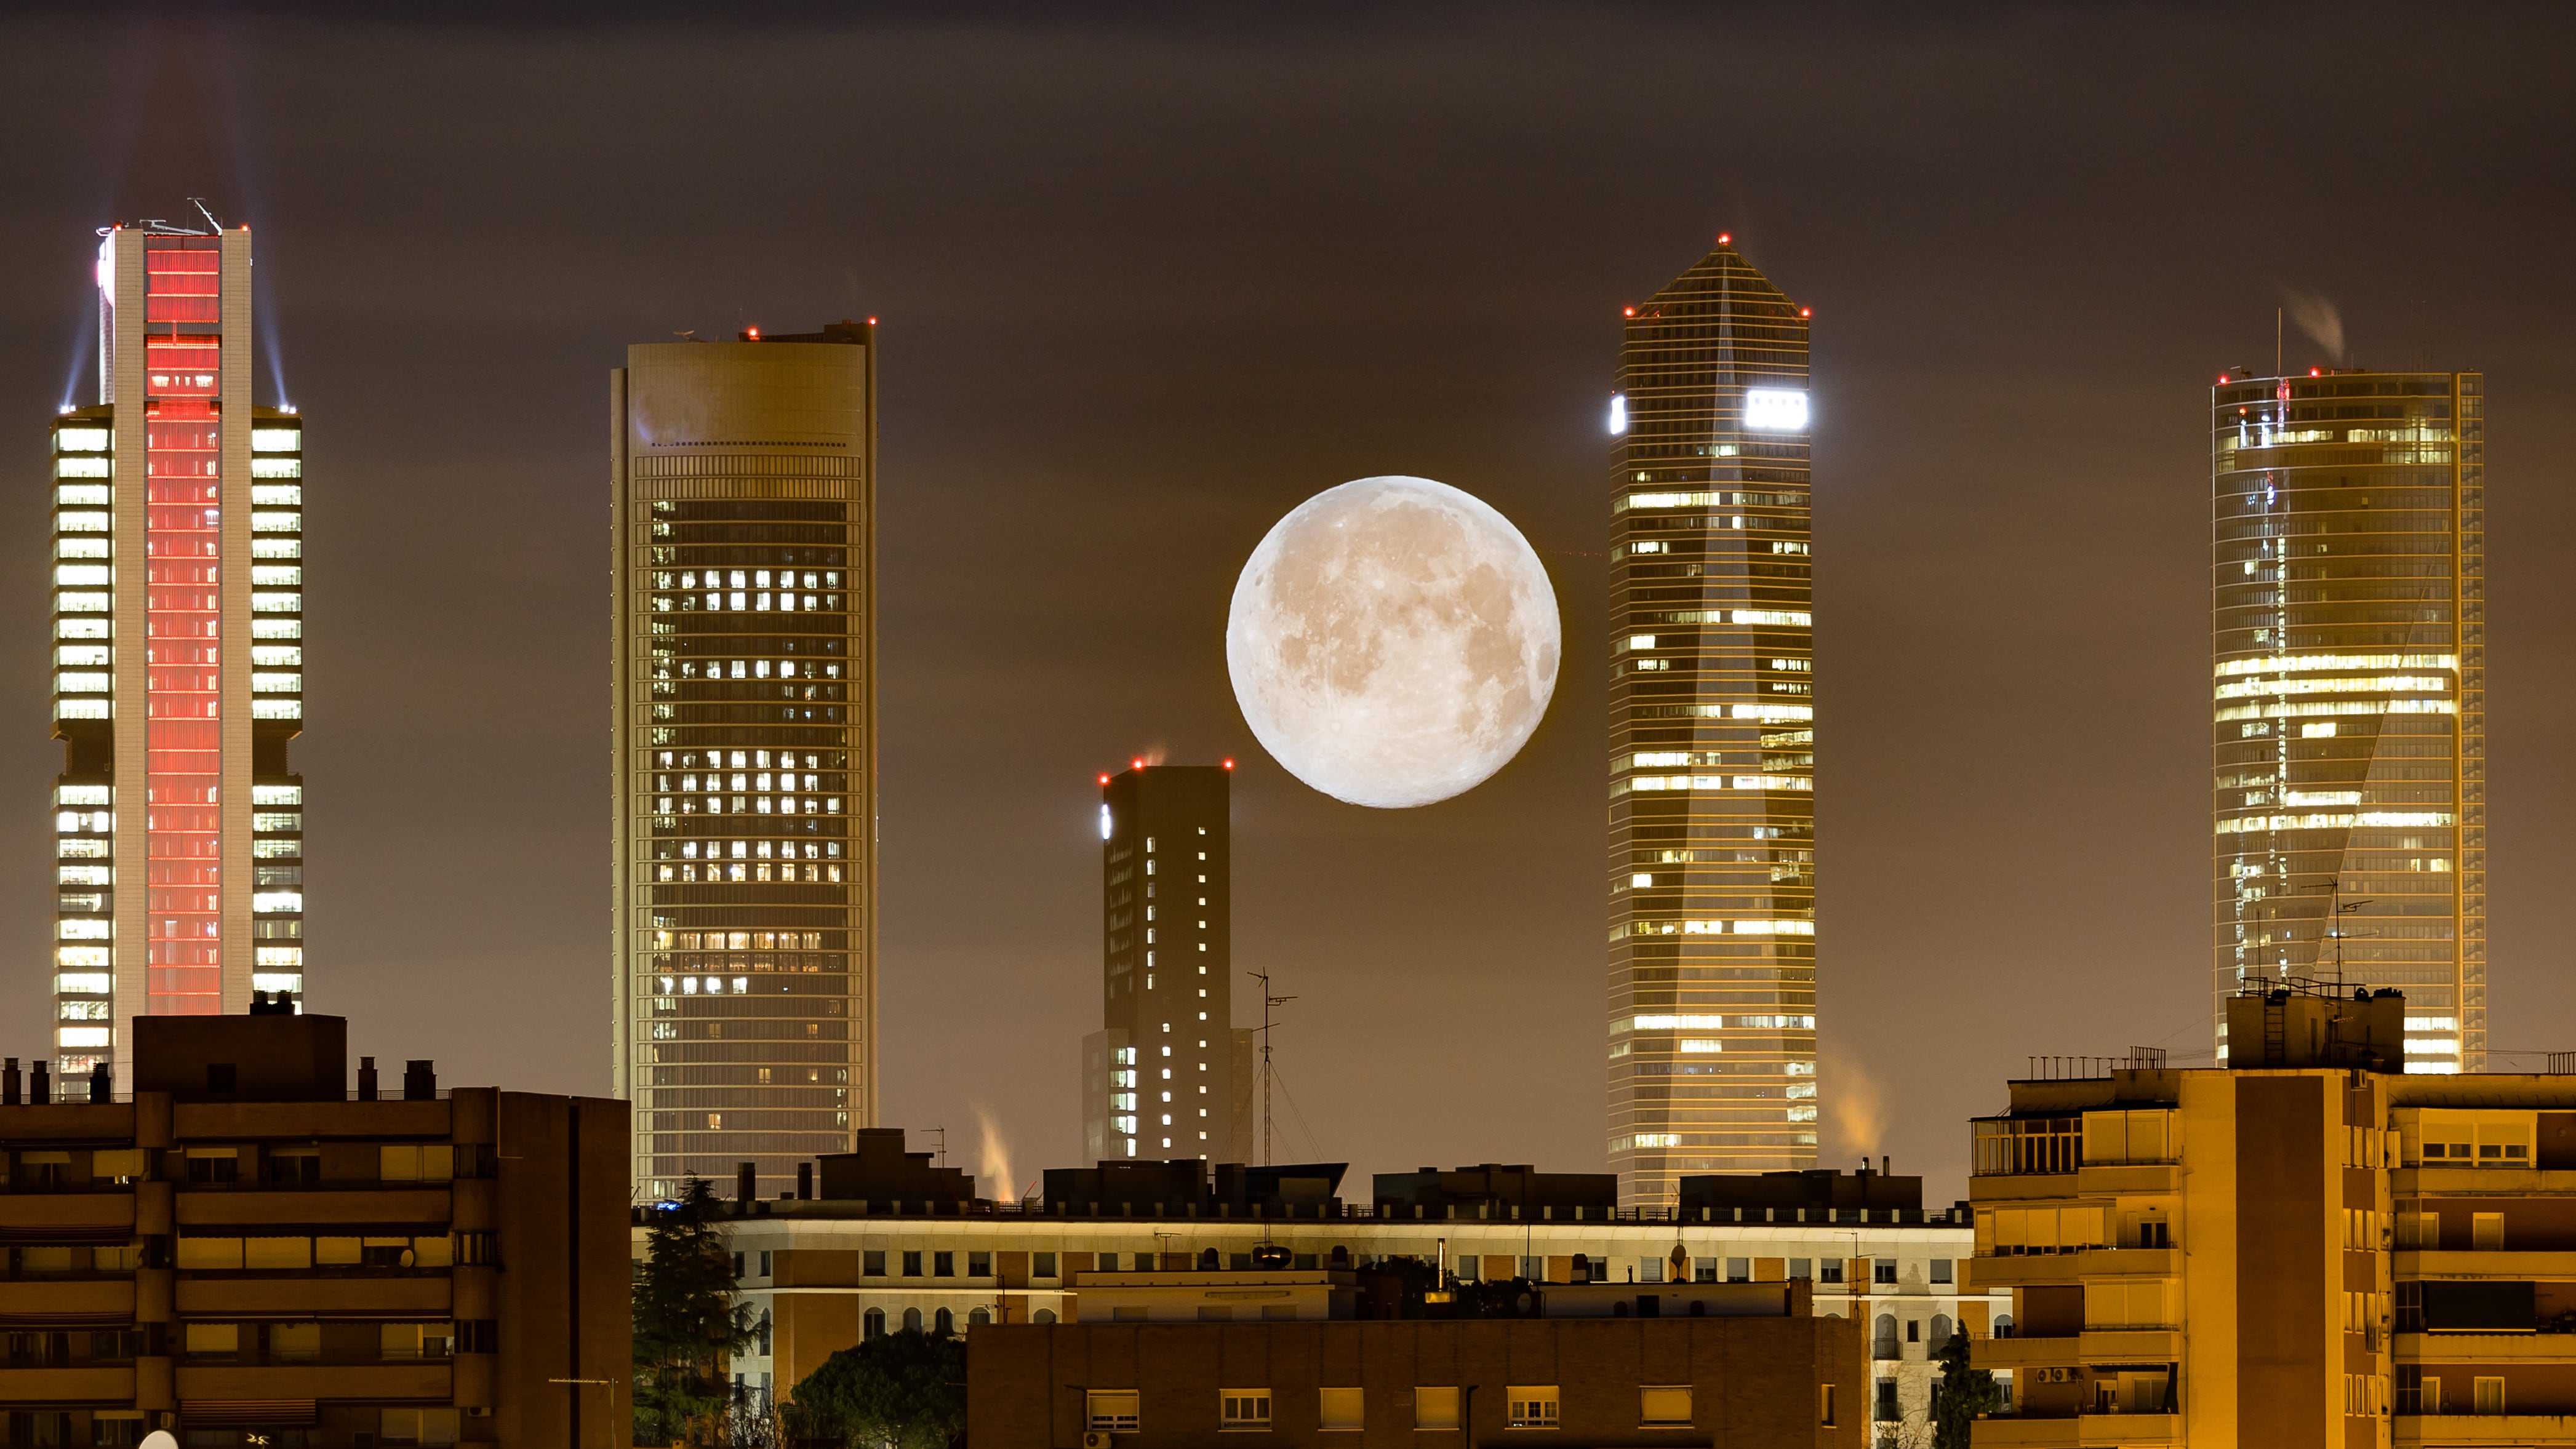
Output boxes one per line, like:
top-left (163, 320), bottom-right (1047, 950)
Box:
top-left (2, 6), bottom-right (2570, 1205)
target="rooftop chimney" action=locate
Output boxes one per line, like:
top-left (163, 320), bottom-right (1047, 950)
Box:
top-left (30, 1061), bottom-right (50, 1105)
top-left (357, 1056), bottom-right (378, 1101)
top-left (737, 1161), bottom-right (758, 1204)
top-left (402, 1060), bottom-right (436, 1101)
top-left (2, 1058), bottom-right (18, 1106)
top-left (796, 1162), bottom-right (812, 1201)
top-left (89, 1063), bottom-right (110, 1104)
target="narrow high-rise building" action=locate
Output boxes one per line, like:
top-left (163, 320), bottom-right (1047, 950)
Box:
top-left (52, 213), bottom-right (308, 1085)
top-left (1082, 763), bottom-right (1252, 1164)
top-left (610, 322), bottom-right (879, 1201)
top-left (1606, 238), bottom-right (1818, 1207)
top-left (2211, 367), bottom-right (2486, 1071)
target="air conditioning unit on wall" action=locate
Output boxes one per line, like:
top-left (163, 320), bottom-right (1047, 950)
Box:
top-left (1082, 1434), bottom-right (1113, 1449)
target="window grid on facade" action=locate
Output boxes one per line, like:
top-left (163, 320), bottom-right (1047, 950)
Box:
top-left (612, 327), bottom-right (878, 1201)
top-left (2210, 371), bottom-right (2484, 1071)
top-left (54, 220), bottom-right (305, 1083)
top-left (1608, 239), bottom-right (1819, 1207)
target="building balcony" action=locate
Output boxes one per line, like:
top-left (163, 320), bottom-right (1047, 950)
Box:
top-left (2396, 1414), bottom-right (2576, 1447)
top-left (2081, 1329), bottom-right (2182, 1361)
top-left (175, 1188), bottom-right (451, 1227)
top-left (1971, 1412), bottom-right (2182, 1447)
top-left (175, 1275), bottom-right (450, 1317)
top-left (1967, 1330), bottom-right (2179, 1372)
top-left (2398, 1331), bottom-right (2576, 1363)
top-left (0, 1103), bottom-right (134, 1143)
top-left (0, 1278), bottom-right (135, 1317)
top-left (2074, 1164), bottom-right (2182, 1196)
top-left (0, 1194), bottom-right (136, 1232)
top-left (1969, 1175), bottom-right (2081, 1203)
top-left (1972, 1249), bottom-right (2177, 1288)
top-left (2399, 1251), bottom-right (2576, 1281)
top-left (0, 1366), bottom-right (135, 1402)
top-left (1972, 1336), bottom-right (2082, 1372)
top-left (174, 1362), bottom-right (450, 1402)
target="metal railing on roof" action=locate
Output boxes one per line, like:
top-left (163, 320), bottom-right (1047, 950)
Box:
top-left (2023, 1048), bottom-right (2168, 1080)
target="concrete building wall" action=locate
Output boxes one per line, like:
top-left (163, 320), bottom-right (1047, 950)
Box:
top-left (967, 1318), bottom-right (1865, 1449)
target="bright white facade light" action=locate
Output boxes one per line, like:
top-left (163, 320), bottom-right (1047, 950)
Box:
top-left (1606, 393), bottom-right (1628, 435)
top-left (1742, 388), bottom-right (1809, 432)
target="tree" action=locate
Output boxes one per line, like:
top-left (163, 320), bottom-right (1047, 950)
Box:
top-left (788, 1329), bottom-right (967, 1449)
top-left (633, 1175), bottom-right (754, 1447)
top-left (1929, 1329), bottom-right (2004, 1449)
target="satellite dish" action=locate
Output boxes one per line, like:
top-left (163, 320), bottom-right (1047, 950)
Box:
top-left (142, 1433), bottom-right (178, 1449)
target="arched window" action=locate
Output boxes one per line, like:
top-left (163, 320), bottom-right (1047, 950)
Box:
top-left (1993, 1314), bottom-right (2015, 1339)
top-left (969, 1307), bottom-right (991, 1326)
top-left (1613, 1299), bottom-right (1630, 1319)
top-left (1329, 1245), bottom-right (1351, 1268)
top-left (934, 1307), bottom-right (954, 1335)
top-left (1199, 1248), bottom-right (1220, 1271)
top-left (902, 1307), bottom-right (922, 1334)
top-left (1033, 1308), bottom-right (1057, 1325)
top-left (1873, 1313), bottom-right (1899, 1359)
top-left (1572, 1253), bottom-right (1592, 1283)
top-left (1929, 1314), bottom-right (1954, 1352)
top-left (863, 1308), bottom-right (885, 1340)
top-left (1687, 1299), bottom-right (1706, 1318)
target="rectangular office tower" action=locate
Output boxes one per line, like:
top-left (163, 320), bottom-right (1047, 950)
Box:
top-left (2211, 369), bottom-right (2486, 1071)
top-left (51, 217), bottom-right (308, 1085)
top-left (1606, 239), bottom-right (1818, 1207)
top-left (1082, 764), bottom-right (1252, 1164)
top-left (611, 322), bottom-right (879, 1201)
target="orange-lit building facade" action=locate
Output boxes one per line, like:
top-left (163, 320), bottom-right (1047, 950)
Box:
top-left (52, 217), bottom-right (306, 1084)
top-left (1606, 239), bottom-right (1818, 1205)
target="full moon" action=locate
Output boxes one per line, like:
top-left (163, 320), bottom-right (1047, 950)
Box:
top-left (1226, 475), bottom-right (1561, 808)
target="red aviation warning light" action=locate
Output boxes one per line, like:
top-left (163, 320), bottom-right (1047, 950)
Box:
top-left (1222, 759), bottom-right (1235, 770)
top-left (1718, 233), bottom-right (1731, 245)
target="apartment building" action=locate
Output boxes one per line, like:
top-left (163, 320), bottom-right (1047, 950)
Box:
top-left (0, 1007), bottom-right (629, 1448)
top-left (1967, 984), bottom-right (2576, 1447)
top-left (646, 1139), bottom-right (1995, 1438)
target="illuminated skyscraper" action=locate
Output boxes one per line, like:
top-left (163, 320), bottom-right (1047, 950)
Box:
top-left (1605, 238), bottom-right (1817, 1206)
top-left (611, 322), bottom-right (879, 1200)
top-left (2211, 368), bottom-right (2485, 1071)
top-left (1082, 764), bottom-right (1251, 1164)
top-left (50, 214), bottom-right (308, 1085)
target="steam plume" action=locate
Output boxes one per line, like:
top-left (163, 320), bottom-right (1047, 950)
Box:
top-left (2282, 287), bottom-right (2346, 365)
top-left (1820, 1045), bottom-right (1888, 1162)
top-left (974, 1104), bottom-right (1017, 1204)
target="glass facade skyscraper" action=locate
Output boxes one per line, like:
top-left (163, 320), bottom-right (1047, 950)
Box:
top-left (52, 216), bottom-right (308, 1085)
top-left (2211, 369), bottom-right (2485, 1071)
top-left (612, 323), bottom-right (879, 1200)
top-left (1606, 239), bottom-right (1818, 1206)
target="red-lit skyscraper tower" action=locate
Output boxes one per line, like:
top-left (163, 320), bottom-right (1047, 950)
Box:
top-left (52, 212), bottom-right (306, 1085)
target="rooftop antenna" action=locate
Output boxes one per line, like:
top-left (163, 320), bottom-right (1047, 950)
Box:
top-left (926, 1125), bottom-right (946, 1168)
top-left (2274, 308), bottom-right (2284, 378)
top-left (188, 198), bottom-right (221, 234)
top-left (2299, 877), bottom-right (2374, 990)
top-left (1247, 968), bottom-right (1296, 1167)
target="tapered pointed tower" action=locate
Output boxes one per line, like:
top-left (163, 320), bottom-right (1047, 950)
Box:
top-left (1606, 238), bottom-right (1817, 1207)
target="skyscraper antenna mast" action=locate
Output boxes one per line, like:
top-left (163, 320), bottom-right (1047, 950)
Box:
top-left (1247, 969), bottom-right (1295, 1166)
